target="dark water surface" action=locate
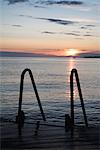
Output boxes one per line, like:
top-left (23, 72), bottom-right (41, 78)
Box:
top-left (0, 57), bottom-right (100, 125)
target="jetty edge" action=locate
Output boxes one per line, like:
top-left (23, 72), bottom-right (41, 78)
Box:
top-left (1, 120), bottom-right (100, 150)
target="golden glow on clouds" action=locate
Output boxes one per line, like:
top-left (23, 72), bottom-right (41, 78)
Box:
top-left (0, 0), bottom-right (99, 55)
top-left (1, 38), bottom-right (99, 56)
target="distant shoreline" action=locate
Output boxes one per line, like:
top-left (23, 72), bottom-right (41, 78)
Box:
top-left (0, 51), bottom-right (100, 58)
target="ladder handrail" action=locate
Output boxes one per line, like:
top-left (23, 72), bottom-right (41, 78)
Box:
top-left (70, 68), bottom-right (88, 127)
top-left (17, 68), bottom-right (46, 122)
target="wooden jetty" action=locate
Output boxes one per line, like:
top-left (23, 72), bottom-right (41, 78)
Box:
top-left (1, 121), bottom-right (100, 150)
top-left (1, 69), bottom-right (100, 149)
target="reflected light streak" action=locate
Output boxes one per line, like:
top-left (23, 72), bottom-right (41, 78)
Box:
top-left (67, 58), bottom-right (78, 98)
top-left (68, 57), bottom-right (75, 72)
top-left (67, 57), bottom-right (75, 83)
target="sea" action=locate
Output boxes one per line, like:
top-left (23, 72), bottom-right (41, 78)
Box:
top-left (0, 57), bottom-right (100, 126)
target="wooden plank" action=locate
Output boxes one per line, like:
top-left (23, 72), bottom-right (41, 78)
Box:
top-left (1, 122), bottom-right (100, 150)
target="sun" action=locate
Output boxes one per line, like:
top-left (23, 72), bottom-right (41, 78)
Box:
top-left (65, 48), bottom-right (79, 56)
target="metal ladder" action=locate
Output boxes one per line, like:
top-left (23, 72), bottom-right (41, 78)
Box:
top-left (16, 68), bottom-right (88, 131)
top-left (16, 68), bottom-right (46, 124)
top-left (70, 68), bottom-right (88, 129)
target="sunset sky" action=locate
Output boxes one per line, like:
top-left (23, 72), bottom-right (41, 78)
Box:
top-left (0, 0), bottom-right (100, 56)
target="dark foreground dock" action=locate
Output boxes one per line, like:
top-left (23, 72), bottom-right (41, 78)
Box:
top-left (1, 122), bottom-right (100, 150)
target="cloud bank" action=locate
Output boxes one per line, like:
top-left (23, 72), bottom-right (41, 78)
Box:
top-left (5, 0), bottom-right (28, 4)
top-left (42, 31), bottom-right (56, 34)
top-left (5, 0), bottom-right (84, 7)
top-left (37, 18), bottom-right (76, 25)
top-left (42, 30), bottom-right (97, 38)
top-left (12, 24), bottom-right (22, 27)
top-left (36, 0), bottom-right (83, 6)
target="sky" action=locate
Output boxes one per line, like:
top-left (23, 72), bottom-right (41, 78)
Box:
top-left (0, 0), bottom-right (100, 56)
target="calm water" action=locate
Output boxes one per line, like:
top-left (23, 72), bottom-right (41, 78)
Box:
top-left (0, 57), bottom-right (100, 125)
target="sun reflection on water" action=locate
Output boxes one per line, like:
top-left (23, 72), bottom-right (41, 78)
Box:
top-left (67, 58), bottom-right (78, 98)
top-left (68, 57), bottom-right (75, 72)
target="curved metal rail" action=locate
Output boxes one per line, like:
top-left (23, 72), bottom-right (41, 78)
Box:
top-left (70, 68), bottom-right (88, 128)
top-left (17, 68), bottom-right (46, 123)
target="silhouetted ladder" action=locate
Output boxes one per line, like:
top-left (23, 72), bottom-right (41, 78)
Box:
top-left (70, 68), bottom-right (88, 128)
top-left (16, 68), bottom-right (46, 124)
